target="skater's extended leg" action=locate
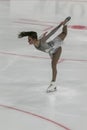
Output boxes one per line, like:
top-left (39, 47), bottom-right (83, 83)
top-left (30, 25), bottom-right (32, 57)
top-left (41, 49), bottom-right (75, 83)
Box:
top-left (57, 25), bottom-right (67, 40)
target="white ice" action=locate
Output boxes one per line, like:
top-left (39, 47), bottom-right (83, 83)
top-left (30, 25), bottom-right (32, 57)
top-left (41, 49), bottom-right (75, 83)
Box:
top-left (0, 0), bottom-right (87, 130)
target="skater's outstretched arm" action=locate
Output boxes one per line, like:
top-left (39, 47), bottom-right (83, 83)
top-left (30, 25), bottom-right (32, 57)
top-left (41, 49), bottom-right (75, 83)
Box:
top-left (39, 32), bottom-right (48, 39)
top-left (42, 22), bottom-right (63, 41)
top-left (41, 16), bottom-right (71, 41)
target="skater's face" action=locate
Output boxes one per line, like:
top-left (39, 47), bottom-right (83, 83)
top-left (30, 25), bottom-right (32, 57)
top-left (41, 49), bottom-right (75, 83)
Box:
top-left (28, 36), bottom-right (35, 45)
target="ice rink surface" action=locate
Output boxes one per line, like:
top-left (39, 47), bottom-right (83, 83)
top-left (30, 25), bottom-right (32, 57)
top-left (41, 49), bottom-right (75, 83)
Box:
top-left (0, 0), bottom-right (87, 130)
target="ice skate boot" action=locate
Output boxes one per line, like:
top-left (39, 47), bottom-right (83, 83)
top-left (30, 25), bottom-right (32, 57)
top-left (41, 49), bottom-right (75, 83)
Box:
top-left (47, 81), bottom-right (57, 93)
top-left (62, 16), bottom-right (71, 26)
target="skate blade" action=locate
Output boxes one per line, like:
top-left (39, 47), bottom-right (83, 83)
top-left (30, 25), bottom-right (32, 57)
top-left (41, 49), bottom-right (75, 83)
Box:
top-left (65, 16), bottom-right (71, 22)
top-left (46, 88), bottom-right (57, 93)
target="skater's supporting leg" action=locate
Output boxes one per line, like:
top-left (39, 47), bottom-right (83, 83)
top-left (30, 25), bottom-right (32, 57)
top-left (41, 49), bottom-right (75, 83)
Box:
top-left (51, 47), bottom-right (62, 82)
top-left (47, 47), bottom-right (62, 92)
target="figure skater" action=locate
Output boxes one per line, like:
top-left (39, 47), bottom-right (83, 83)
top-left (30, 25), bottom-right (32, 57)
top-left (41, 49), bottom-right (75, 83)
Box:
top-left (18, 16), bottom-right (71, 92)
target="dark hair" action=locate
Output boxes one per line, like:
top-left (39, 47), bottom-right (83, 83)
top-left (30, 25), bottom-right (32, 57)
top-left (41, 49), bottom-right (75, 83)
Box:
top-left (18, 31), bottom-right (38, 39)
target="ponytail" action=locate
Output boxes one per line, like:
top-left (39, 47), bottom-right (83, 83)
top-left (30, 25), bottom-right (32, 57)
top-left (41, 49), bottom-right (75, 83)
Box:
top-left (18, 31), bottom-right (38, 39)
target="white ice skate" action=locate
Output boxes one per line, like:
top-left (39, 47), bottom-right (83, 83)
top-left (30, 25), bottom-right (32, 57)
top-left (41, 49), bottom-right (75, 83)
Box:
top-left (47, 81), bottom-right (57, 93)
top-left (62, 16), bottom-right (71, 26)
